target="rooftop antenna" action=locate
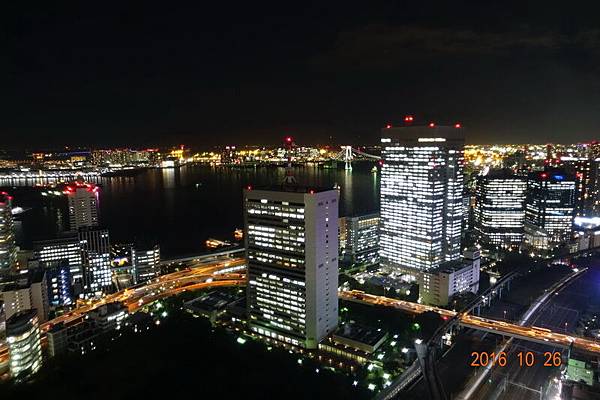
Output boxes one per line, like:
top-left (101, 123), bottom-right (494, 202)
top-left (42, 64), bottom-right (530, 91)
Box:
top-left (282, 136), bottom-right (297, 186)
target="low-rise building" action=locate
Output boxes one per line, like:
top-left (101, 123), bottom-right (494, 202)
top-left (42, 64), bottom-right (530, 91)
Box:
top-left (87, 302), bottom-right (128, 331)
top-left (419, 249), bottom-right (481, 306)
top-left (319, 322), bottom-right (388, 365)
top-left (184, 290), bottom-right (240, 323)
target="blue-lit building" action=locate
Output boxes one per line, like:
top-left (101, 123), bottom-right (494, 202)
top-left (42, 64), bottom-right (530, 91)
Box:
top-left (525, 170), bottom-right (576, 250)
top-left (42, 261), bottom-right (73, 307)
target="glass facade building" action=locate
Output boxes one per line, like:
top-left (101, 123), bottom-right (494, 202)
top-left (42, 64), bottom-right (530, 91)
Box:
top-left (244, 187), bottom-right (338, 349)
top-left (525, 171), bottom-right (576, 246)
top-left (379, 125), bottom-right (465, 274)
top-left (474, 169), bottom-right (526, 249)
top-left (78, 227), bottom-right (112, 297)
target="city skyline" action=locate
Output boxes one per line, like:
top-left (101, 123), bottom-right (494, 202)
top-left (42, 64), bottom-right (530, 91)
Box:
top-left (2, 3), bottom-right (600, 399)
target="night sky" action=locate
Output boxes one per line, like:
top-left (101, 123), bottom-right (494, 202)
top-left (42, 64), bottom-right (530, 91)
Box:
top-left (3, 1), bottom-right (600, 149)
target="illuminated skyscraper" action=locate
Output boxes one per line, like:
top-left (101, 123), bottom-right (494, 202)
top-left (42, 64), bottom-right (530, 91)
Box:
top-left (525, 170), bottom-right (576, 249)
top-left (379, 123), bottom-right (465, 274)
top-left (6, 310), bottom-right (42, 381)
top-left (78, 227), bottom-right (112, 297)
top-left (0, 191), bottom-right (18, 273)
top-left (474, 169), bottom-right (526, 249)
top-left (64, 178), bottom-right (99, 231)
top-left (244, 186), bottom-right (338, 349)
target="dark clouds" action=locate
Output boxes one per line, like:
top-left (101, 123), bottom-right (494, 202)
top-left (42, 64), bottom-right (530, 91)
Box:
top-left (2, 2), bottom-right (600, 149)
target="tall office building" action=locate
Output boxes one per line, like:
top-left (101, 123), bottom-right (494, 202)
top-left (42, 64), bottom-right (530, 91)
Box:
top-left (132, 244), bottom-right (160, 284)
top-left (64, 178), bottom-right (99, 231)
top-left (379, 123), bottom-right (465, 274)
top-left (0, 191), bottom-right (18, 273)
top-left (564, 158), bottom-right (600, 217)
top-left (474, 169), bottom-right (527, 249)
top-left (339, 213), bottom-right (380, 266)
top-left (78, 227), bottom-right (112, 297)
top-left (525, 170), bottom-right (576, 249)
top-left (244, 186), bottom-right (339, 349)
top-left (33, 234), bottom-right (83, 281)
top-left (1, 269), bottom-right (49, 323)
top-left (6, 310), bottom-right (42, 380)
top-left (43, 261), bottom-right (73, 307)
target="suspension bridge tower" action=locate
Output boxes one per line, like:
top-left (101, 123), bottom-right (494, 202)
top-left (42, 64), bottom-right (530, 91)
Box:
top-left (342, 146), bottom-right (353, 170)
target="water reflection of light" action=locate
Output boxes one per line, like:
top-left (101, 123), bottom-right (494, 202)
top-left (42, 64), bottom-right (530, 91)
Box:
top-left (343, 169), bottom-right (353, 213)
top-left (162, 168), bottom-right (175, 189)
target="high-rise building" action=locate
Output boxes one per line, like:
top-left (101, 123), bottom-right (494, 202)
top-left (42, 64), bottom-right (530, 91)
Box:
top-left (1, 269), bottom-right (49, 323)
top-left (64, 178), bottom-right (99, 231)
top-left (339, 213), bottom-right (380, 266)
top-left (132, 244), bottom-right (160, 284)
top-left (244, 186), bottom-right (339, 349)
top-left (78, 227), bottom-right (112, 297)
top-left (525, 170), bottom-right (576, 249)
top-left (43, 261), bottom-right (73, 308)
top-left (33, 234), bottom-right (83, 281)
top-left (0, 191), bottom-right (18, 273)
top-left (556, 157), bottom-right (599, 217)
top-left (379, 123), bottom-right (465, 274)
top-left (474, 169), bottom-right (527, 249)
top-left (6, 310), bottom-right (42, 380)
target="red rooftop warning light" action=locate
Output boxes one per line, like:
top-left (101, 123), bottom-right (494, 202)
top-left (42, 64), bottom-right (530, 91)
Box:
top-left (246, 185), bottom-right (253, 190)
top-left (454, 123), bottom-right (462, 128)
top-left (285, 136), bottom-right (293, 143)
top-left (308, 189), bottom-right (315, 194)
top-left (404, 115), bottom-right (414, 123)
top-left (385, 124), bottom-right (392, 129)
top-left (429, 122), bottom-right (435, 128)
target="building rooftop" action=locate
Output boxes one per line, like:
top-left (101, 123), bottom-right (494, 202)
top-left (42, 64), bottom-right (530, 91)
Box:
top-left (245, 184), bottom-right (334, 194)
top-left (89, 302), bottom-right (127, 317)
top-left (0, 191), bottom-right (13, 205)
top-left (332, 322), bottom-right (387, 347)
top-left (479, 168), bottom-right (523, 179)
top-left (433, 259), bottom-right (474, 274)
top-left (6, 309), bottom-right (38, 337)
top-left (185, 290), bottom-right (240, 312)
top-left (381, 124), bottom-right (464, 144)
top-left (2, 269), bottom-right (45, 292)
top-left (528, 169), bottom-right (576, 182)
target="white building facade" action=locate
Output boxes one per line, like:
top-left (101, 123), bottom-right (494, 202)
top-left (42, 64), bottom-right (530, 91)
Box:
top-left (474, 170), bottom-right (527, 249)
top-left (244, 187), bottom-right (339, 349)
top-left (379, 125), bottom-right (465, 274)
